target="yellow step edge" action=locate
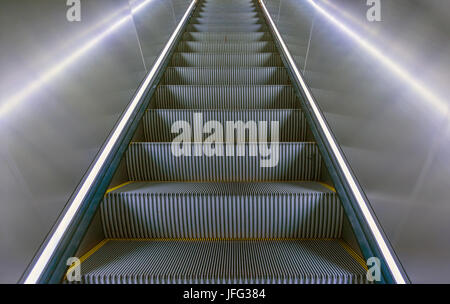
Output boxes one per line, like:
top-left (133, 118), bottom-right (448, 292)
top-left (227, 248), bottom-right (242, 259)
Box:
top-left (105, 181), bottom-right (133, 195)
top-left (64, 239), bottom-right (109, 281)
top-left (64, 238), bottom-right (367, 280)
top-left (107, 237), bottom-right (335, 242)
top-left (338, 239), bottom-right (368, 271)
top-left (104, 181), bottom-right (337, 192)
top-left (318, 182), bottom-right (336, 193)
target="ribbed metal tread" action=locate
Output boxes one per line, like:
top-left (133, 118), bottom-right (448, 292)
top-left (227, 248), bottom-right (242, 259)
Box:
top-left (177, 41), bottom-right (277, 53)
top-left (193, 12), bottom-right (261, 19)
top-left (126, 142), bottom-right (321, 181)
top-left (192, 17), bottom-right (263, 24)
top-left (151, 85), bottom-right (300, 109)
top-left (198, 7), bottom-right (256, 13)
top-left (198, 8), bottom-right (257, 14)
top-left (108, 181), bottom-right (333, 195)
top-left (162, 67), bottom-right (290, 85)
top-left (102, 181), bottom-right (342, 239)
top-left (181, 32), bottom-right (272, 42)
top-left (143, 109), bottom-right (307, 142)
top-left (186, 24), bottom-right (267, 32)
top-left (171, 53), bottom-right (282, 67)
top-left (77, 239), bottom-right (368, 284)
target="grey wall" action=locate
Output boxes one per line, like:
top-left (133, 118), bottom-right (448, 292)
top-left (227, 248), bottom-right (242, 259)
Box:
top-left (264, 0), bottom-right (450, 283)
top-left (0, 0), bottom-right (189, 283)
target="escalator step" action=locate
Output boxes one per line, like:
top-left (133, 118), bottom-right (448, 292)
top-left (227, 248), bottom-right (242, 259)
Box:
top-left (162, 67), bottom-right (290, 85)
top-left (186, 24), bottom-right (267, 32)
top-left (170, 53), bottom-right (282, 67)
top-left (143, 109), bottom-right (307, 142)
top-left (193, 12), bottom-right (261, 19)
top-left (126, 142), bottom-right (321, 181)
top-left (177, 41), bottom-right (277, 53)
top-left (151, 85), bottom-right (299, 109)
top-left (77, 239), bottom-right (368, 284)
top-left (191, 17), bottom-right (263, 24)
top-left (198, 7), bottom-right (256, 12)
top-left (181, 32), bottom-right (272, 42)
top-left (101, 181), bottom-right (343, 239)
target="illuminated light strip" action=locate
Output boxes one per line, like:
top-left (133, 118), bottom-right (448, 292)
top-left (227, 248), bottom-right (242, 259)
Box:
top-left (308, 0), bottom-right (447, 115)
top-left (23, 0), bottom-right (197, 284)
top-left (0, 0), bottom-right (154, 118)
top-left (258, 0), bottom-right (406, 284)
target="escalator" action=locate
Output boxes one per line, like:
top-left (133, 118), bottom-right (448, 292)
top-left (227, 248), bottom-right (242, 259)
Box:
top-left (67, 0), bottom-right (370, 284)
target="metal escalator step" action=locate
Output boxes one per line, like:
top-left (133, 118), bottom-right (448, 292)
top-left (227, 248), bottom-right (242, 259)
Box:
top-left (177, 41), bottom-right (277, 52)
top-left (170, 53), bottom-right (282, 67)
top-left (199, 6), bottom-right (256, 11)
top-left (186, 24), bottom-right (267, 32)
top-left (102, 181), bottom-right (342, 239)
top-left (77, 239), bottom-right (368, 284)
top-left (198, 6), bottom-right (256, 12)
top-left (151, 85), bottom-right (299, 109)
top-left (201, 2), bottom-right (256, 7)
top-left (200, 2), bottom-right (256, 7)
top-left (181, 32), bottom-right (272, 42)
top-left (193, 12), bottom-right (261, 18)
top-left (143, 109), bottom-right (307, 142)
top-left (192, 17), bottom-right (263, 24)
top-left (126, 142), bottom-right (321, 181)
top-left (162, 67), bottom-right (290, 85)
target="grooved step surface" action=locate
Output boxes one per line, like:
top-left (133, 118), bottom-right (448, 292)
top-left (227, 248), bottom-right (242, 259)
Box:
top-left (171, 53), bottom-right (283, 66)
top-left (102, 182), bottom-right (342, 239)
top-left (162, 67), bottom-right (290, 85)
top-left (151, 85), bottom-right (300, 109)
top-left (192, 17), bottom-right (263, 24)
top-left (143, 109), bottom-right (307, 142)
top-left (177, 41), bottom-right (277, 52)
top-left (126, 142), bottom-right (321, 181)
top-left (78, 240), bottom-right (368, 284)
top-left (186, 24), bottom-right (268, 32)
top-left (182, 32), bottom-right (272, 41)
top-left (193, 12), bottom-right (261, 18)
top-left (183, 32), bottom-right (272, 43)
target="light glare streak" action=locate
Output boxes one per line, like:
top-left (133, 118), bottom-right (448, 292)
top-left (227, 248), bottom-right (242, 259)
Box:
top-left (0, 0), bottom-right (154, 118)
top-left (259, 0), bottom-right (407, 284)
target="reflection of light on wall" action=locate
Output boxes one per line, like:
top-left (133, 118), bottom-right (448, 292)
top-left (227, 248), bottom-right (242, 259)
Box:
top-left (307, 0), bottom-right (448, 116)
top-left (0, 0), bottom-right (154, 119)
top-left (259, 0), bottom-right (407, 284)
top-left (22, 0), bottom-right (177, 284)
top-left (320, 0), bottom-right (379, 37)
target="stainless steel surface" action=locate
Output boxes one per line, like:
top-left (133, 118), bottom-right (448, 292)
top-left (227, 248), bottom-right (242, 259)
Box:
top-left (130, 0), bottom-right (191, 68)
top-left (264, 0), bottom-right (450, 283)
top-left (0, 0), bottom-right (189, 283)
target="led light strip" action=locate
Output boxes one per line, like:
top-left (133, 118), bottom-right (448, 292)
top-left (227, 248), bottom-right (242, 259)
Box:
top-left (258, 0), bottom-right (406, 284)
top-left (23, 0), bottom-right (197, 284)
